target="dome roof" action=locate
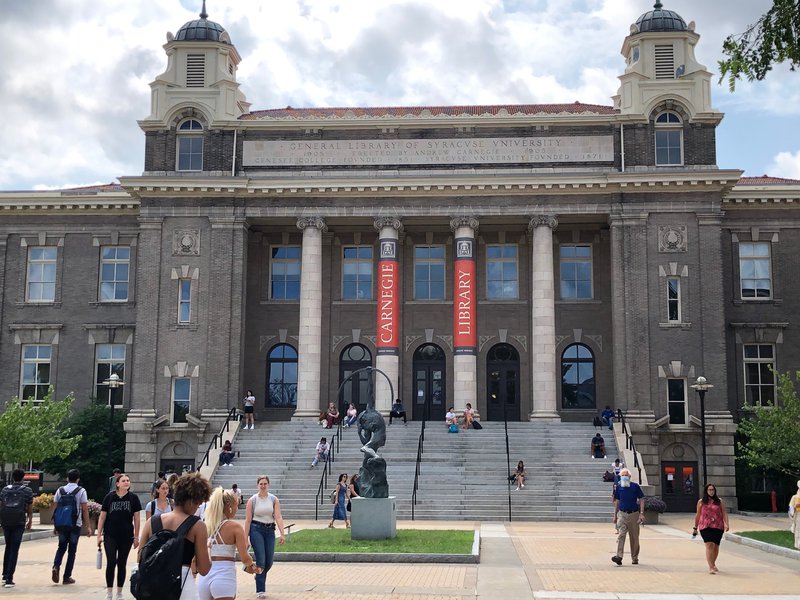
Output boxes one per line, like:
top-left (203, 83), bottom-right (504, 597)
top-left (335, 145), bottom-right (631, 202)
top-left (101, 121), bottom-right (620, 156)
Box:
top-left (175, 2), bottom-right (227, 43)
top-left (635, 1), bottom-right (687, 33)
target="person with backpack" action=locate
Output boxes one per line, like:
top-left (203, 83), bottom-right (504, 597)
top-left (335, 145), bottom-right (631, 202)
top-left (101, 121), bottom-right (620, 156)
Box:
top-left (1, 468), bottom-right (34, 588)
top-left (50, 469), bottom-right (91, 586)
top-left (97, 473), bottom-right (141, 600)
top-left (145, 479), bottom-right (174, 520)
top-left (136, 471), bottom-right (212, 600)
top-left (243, 475), bottom-right (286, 600)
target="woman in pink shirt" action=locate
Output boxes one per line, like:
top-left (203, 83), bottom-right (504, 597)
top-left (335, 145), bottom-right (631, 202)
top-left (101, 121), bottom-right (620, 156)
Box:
top-left (693, 483), bottom-right (730, 574)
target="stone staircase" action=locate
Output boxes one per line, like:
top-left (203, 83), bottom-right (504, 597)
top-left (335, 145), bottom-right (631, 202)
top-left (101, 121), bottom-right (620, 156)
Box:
top-left (211, 420), bottom-right (620, 522)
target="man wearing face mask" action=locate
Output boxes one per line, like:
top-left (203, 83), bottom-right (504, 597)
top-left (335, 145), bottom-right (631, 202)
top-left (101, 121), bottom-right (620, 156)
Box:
top-left (611, 468), bottom-right (645, 565)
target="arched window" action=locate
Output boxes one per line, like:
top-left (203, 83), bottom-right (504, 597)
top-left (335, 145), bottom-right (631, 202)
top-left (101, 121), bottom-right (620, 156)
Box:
top-left (561, 343), bottom-right (595, 409)
top-left (266, 344), bottom-right (297, 407)
top-left (177, 119), bottom-right (204, 171)
top-left (654, 111), bottom-right (682, 166)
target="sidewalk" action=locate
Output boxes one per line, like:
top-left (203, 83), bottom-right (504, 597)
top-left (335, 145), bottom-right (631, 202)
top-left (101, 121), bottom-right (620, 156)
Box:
top-left (1, 513), bottom-right (797, 599)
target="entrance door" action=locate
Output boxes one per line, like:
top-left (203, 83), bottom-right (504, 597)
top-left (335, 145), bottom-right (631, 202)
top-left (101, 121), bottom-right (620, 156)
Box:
top-left (661, 461), bottom-right (698, 512)
top-left (486, 343), bottom-right (520, 421)
top-left (339, 344), bottom-right (372, 412)
top-left (412, 344), bottom-right (446, 421)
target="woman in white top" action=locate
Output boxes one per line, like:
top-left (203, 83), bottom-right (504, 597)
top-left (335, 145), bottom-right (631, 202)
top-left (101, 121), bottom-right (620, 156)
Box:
top-left (244, 475), bottom-right (286, 599)
top-left (145, 479), bottom-right (173, 520)
top-left (344, 403), bottom-right (358, 427)
top-left (197, 487), bottom-right (260, 600)
top-left (242, 390), bottom-right (256, 430)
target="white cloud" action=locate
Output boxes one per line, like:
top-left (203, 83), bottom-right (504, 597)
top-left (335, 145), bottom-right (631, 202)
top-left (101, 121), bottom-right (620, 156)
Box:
top-left (768, 150), bottom-right (800, 179)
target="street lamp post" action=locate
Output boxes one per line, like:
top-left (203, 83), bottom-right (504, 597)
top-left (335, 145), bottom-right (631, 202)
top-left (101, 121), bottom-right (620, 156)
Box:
top-left (104, 373), bottom-right (125, 474)
top-left (690, 376), bottom-right (714, 486)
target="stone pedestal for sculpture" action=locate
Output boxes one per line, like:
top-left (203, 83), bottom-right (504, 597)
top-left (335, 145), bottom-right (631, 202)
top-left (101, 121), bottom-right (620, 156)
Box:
top-left (350, 496), bottom-right (396, 540)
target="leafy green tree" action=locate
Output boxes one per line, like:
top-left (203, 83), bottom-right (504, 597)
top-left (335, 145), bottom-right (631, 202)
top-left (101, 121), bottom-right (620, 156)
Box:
top-left (41, 400), bottom-right (127, 501)
top-left (737, 370), bottom-right (800, 478)
top-left (719, 0), bottom-right (800, 90)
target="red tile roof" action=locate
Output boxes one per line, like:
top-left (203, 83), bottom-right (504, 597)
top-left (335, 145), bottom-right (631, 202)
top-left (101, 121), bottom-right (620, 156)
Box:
top-left (738, 176), bottom-right (800, 185)
top-left (242, 102), bottom-right (618, 120)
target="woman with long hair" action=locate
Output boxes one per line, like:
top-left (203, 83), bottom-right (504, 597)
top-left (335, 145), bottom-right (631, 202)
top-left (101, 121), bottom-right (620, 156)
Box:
top-left (145, 478), bottom-right (173, 520)
top-left (513, 461), bottom-right (526, 491)
top-left (329, 473), bottom-right (349, 529)
top-left (346, 473), bottom-right (360, 517)
top-left (197, 487), bottom-right (261, 600)
top-left (244, 475), bottom-right (286, 600)
top-left (97, 473), bottom-right (142, 600)
top-left (693, 482), bottom-right (730, 574)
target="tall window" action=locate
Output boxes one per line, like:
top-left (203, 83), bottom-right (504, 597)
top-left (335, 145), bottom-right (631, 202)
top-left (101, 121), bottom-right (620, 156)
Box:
top-left (178, 279), bottom-right (192, 323)
top-left (739, 242), bottom-right (771, 299)
top-left (172, 378), bottom-right (191, 423)
top-left (95, 344), bottom-right (125, 406)
top-left (486, 245), bottom-right (518, 299)
top-left (270, 246), bottom-right (301, 300)
top-left (342, 246), bottom-right (373, 300)
top-left (177, 119), bottom-right (203, 171)
top-left (654, 111), bottom-right (682, 165)
top-left (560, 245), bottom-right (592, 299)
top-left (561, 343), bottom-right (595, 409)
top-left (667, 277), bottom-right (681, 322)
top-left (667, 378), bottom-right (687, 424)
top-left (414, 245), bottom-right (445, 300)
top-left (26, 246), bottom-right (57, 302)
top-left (99, 246), bottom-right (130, 302)
top-left (744, 344), bottom-right (775, 405)
top-left (267, 344), bottom-right (298, 407)
top-left (20, 344), bottom-right (51, 402)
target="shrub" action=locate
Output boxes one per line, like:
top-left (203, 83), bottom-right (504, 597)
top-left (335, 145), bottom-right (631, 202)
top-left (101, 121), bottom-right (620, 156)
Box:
top-left (87, 501), bottom-right (103, 518)
top-left (32, 493), bottom-right (55, 512)
top-left (643, 496), bottom-right (667, 513)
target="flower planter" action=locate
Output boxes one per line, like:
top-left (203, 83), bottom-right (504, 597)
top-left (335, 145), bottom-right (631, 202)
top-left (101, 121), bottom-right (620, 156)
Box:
top-left (643, 509), bottom-right (660, 525)
top-left (37, 505), bottom-right (55, 525)
top-left (81, 515), bottom-right (99, 536)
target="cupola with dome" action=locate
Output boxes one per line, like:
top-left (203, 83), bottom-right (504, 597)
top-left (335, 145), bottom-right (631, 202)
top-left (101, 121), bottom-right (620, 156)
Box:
top-left (634, 1), bottom-right (687, 33)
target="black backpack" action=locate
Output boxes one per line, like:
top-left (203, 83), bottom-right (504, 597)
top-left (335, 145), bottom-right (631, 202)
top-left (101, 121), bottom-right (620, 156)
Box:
top-left (0, 484), bottom-right (30, 528)
top-left (53, 486), bottom-right (81, 531)
top-left (131, 514), bottom-right (199, 600)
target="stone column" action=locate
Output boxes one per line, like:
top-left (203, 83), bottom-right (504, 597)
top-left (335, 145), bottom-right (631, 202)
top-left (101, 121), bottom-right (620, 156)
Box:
top-left (293, 217), bottom-right (327, 419)
top-left (451, 216), bottom-right (479, 414)
top-left (374, 217), bottom-right (403, 414)
top-left (528, 215), bottom-right (560, 421)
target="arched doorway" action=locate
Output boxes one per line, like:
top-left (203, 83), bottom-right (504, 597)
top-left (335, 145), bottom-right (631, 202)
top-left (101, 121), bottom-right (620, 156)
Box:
top-left (486, 343), bottom-right (520, 421)
top-left (412, 344), bottom-right (446, 421)
top-left (338, 343), bottom-right (372, 412)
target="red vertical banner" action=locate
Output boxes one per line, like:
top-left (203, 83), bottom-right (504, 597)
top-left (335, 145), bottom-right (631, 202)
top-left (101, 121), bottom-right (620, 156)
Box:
top-left (453, 237), bottom-right (476, 354)
top-left (376, 238), bottom-right (399, 355)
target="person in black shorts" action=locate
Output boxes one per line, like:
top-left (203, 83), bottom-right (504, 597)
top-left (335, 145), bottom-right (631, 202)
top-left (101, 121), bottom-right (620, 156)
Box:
top-left (243, 390), bottom-right (256, 430)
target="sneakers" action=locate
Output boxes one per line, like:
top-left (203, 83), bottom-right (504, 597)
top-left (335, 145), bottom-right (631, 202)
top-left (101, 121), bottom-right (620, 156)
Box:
top-left (51, 566), bottom-right (59, 583)
top-left (3, 581), bottom-right (15, 588)
top-left (63, 577), bottom-right (76, 584)
top-left (611, 555), bottom-right (623, 565)
top-left (257, 593), bottom-right (266, 599)
top-left (116, 590), bottom-right (125, 600)
top-left (106, 592), bottom-right (113, 600)
top-left (632, 559), bottom-right (639, 565)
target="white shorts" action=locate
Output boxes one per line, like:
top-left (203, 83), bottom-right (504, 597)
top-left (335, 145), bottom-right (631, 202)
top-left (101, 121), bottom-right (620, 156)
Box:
top-left (180, 566), bottom-right (197, 600)
top-left (197, 560), bottom-right (237, 600)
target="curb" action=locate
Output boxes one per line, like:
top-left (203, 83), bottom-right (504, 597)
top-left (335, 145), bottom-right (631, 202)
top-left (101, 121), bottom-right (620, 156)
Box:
top-left (726, 532), bottom-right (800, 560)
top-left (0, 528), bottom-right (56, 546)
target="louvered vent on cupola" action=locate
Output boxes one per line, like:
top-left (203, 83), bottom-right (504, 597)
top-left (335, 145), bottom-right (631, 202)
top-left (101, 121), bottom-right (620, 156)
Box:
top-left (654, 44), bottom-right (675, 79)
top-left (186, 54), bottom-right (206, 87)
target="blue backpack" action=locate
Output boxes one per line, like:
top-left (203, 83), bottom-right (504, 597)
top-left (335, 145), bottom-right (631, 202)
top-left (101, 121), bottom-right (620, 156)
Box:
top-left (53, 486), bottom-right (81, 531)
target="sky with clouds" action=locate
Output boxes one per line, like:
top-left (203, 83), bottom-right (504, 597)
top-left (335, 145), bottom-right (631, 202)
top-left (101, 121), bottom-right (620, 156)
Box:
top-left (0, 0), bottom-right (798, 190)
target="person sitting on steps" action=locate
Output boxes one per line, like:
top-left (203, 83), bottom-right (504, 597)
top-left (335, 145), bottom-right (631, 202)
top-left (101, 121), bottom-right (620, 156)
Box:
top-left (311, 437), bottom-right (329, 468)
top-left (591, 432), bottom-right (606, 459)
top-left (389, 399), bottom-right (407, 425)
top-left (513, 460), bottom-right (526, 491)
top-left (461, 403), bottom-right (475, 429)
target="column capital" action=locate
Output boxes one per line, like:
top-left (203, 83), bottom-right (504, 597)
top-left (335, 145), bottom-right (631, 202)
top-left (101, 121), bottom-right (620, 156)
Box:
top-left (373, 217), bottom-right (403, 233)
top-left (450, 216), bottom-right (479, 232)
top-left (528, 214), bottom-right (558, 231)
top-left (296, 216), bottom-right (328, 232)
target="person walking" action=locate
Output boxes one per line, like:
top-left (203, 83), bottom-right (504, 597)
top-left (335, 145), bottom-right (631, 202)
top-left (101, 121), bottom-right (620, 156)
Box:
top-left (51, 469), bottom-right (92, 586)
top-left (790, 480), bottom-right (800, 550)
top-left (611, 468), bottom-right (645, 565)
top-left (329, 473), bottom-right (349, 529)
top-left (107, 468), bottom-right (121, 494)
top-left (145, 478), bottom-right (173, 520)
top-left (243, 390), bottom-right (256, 430)
top-left (243, 475), bottom-right (286, 600)
top-left (346, 474), bottom-right (360, 519)
top-left (97, 473), bottom-right (141, 600)
top-left (197, 487), bottom-right (261, 600)
top-left (693, 482), bottom-right (730, 574)
top-left (1, 468), bottom-right (34, 588)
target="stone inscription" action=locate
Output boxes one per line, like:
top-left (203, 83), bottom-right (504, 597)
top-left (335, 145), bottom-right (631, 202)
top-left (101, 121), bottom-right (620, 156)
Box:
top-left (243, 136), bottom-right (613, 167)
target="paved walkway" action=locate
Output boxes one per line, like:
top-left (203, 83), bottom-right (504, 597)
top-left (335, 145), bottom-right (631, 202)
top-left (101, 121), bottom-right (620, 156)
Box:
top-left (1, 513), bottom-right (797, 599)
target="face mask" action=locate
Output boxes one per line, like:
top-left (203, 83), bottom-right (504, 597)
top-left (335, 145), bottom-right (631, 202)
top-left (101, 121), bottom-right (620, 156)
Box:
top-left (620, 476), bottom-right (631, 487)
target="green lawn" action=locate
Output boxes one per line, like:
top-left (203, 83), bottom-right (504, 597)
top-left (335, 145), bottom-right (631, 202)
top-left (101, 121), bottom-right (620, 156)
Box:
top-left (738, 530), bottom-right (795, 550)
top-left (276, 528), bottom-right (474, 554)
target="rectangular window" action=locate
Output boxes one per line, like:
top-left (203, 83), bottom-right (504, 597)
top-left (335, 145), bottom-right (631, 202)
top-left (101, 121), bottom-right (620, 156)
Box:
top-left (744, 344), bottom-right (775, 405)
top-left (172, 378), bottom-right (191, 424)
top-left (655, 130), bottom-right (682, 165)
top-left (20, 344), bottom-right (51, 402)
top-left (414, 245), bottom-right (445, 300)
top-left (667, 378), bottom-right (687, 425)
top-left (178, 279), bottom-right (192, 323)
top-left (560, 244), bottom-right (593, 299)
top-left (667, 277), bottom-right (681, 322)
top-left (739, 242), bottom-right (771, 299)
top-left (95, 344), bottom-right (125, 406)
top-left (270, 246), bottom-right (301, 300)
top-left (99, 246), bottom-right (130, 302)
top-left (26, 246), bottom-right (57, 302)
top-left (177, 137), bottom-right (203, 171)
top-left (342, 246), bottom-right (373, 300)
top-left (486, 245), bottom-right (518, 299)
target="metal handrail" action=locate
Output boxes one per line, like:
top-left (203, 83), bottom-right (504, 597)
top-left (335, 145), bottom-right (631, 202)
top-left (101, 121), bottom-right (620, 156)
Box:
top-left (411, 419), bottom-right (426, 520)
top-left (504, 418), bottom-right (512, 521)
top-left (198, 407), bottom-right (240, 469)
top-left (616, 409), bottom-right (643, 483)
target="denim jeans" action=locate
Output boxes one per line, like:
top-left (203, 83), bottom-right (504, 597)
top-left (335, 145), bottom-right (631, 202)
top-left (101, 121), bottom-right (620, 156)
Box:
top-left (249, 521), bottom-right (275, 593)
top-left (2, 525), bottom-right (24, 582)
top-left (53, 526), bottom-right (81, 579)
